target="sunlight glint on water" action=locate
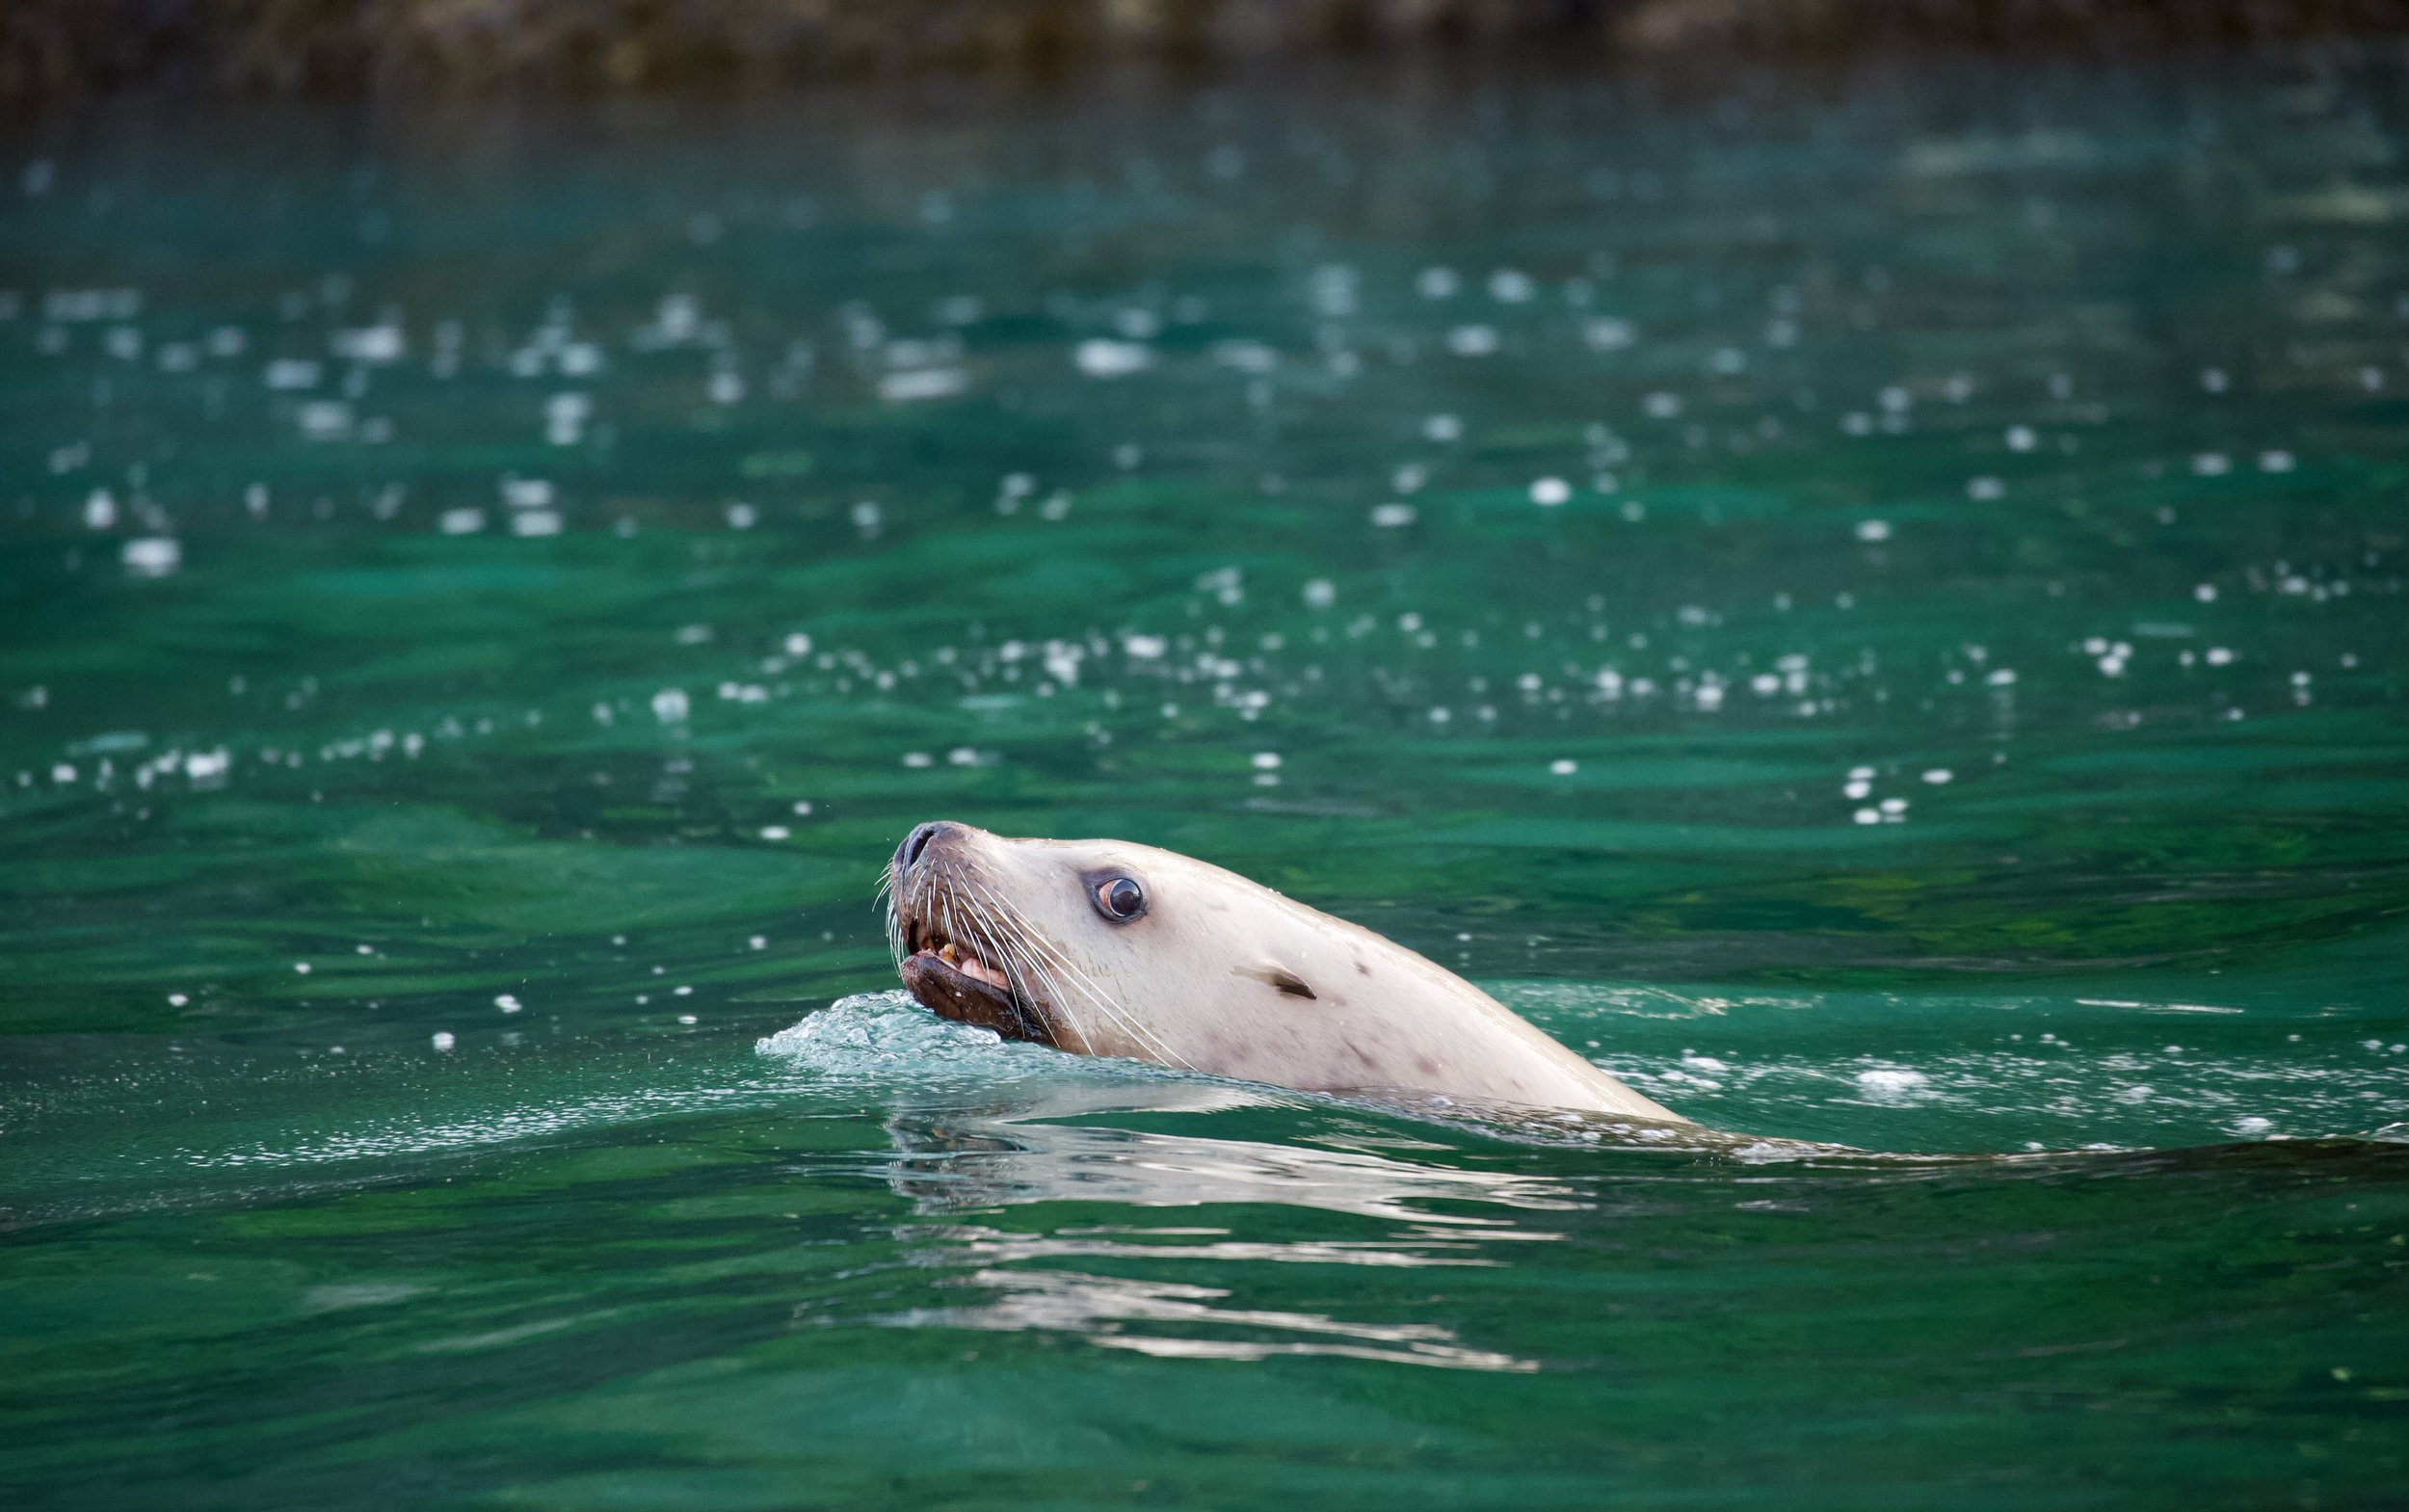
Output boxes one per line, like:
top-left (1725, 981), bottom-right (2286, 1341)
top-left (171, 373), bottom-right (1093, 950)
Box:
top-left (1, 57), bottom-right (2406, 1511)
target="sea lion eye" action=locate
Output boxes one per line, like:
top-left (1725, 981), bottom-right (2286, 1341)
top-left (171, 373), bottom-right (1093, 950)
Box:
top-left (1093, 875), bottom-right (1146, 921)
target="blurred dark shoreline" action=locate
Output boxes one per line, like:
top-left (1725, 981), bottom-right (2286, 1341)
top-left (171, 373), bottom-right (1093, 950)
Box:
top-left (7, 0), bottom-right (2409, 100)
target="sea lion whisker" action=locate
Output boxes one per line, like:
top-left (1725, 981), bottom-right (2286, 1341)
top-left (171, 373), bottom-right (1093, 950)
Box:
top-left (935, 876), bottom-right (972, 957)
top-left (977, 888), bottom-right (1113, 1059)
top-left (908, 876), bottom-right (1061, 1048)
top-left (955, 879), bottom-right (1094, 1052)
top-left (931, 875), bottom-right (1015, 991)
top-left (967, 877), bottom-right (1195, 1073)
top-left (877, 863), bottom-right (913, 965)
top-left (953, 883), bottom-right (1017, 958)
top-left (998, 931), bottom-right (1096, 1056)
top-left (961, 882), bottom-right (1111, 1059)
top-left (954, 886), bottom-right (1081, 1052)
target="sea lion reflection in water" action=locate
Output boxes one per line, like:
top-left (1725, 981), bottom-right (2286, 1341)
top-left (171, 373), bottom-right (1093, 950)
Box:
top-left (886, 820), bottom-right (1687, 1126)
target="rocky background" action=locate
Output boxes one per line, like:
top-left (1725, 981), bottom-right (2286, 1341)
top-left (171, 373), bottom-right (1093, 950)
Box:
top-left (4, 0), bottom-right (2408, 96)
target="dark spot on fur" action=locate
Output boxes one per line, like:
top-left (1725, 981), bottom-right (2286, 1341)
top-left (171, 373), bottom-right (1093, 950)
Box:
top-left (1415, 1054), bottom-right (1440, 1077)
top-left (1236, 963), bottom-right (1316, 998)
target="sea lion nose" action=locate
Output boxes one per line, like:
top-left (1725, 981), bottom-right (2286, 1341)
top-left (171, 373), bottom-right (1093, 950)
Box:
top-left (896, 820), bottom-right (963, 870)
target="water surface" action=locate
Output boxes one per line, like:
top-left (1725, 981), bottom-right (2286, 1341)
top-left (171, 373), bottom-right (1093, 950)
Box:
top-left (3, 56), bottom-right (2406, 1509)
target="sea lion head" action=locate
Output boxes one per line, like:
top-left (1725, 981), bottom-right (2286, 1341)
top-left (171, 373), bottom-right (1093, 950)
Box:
top-left (883, 819), bottom-right (1689, 1123)
top-left (884, 819), bottom-right (1383, 1074)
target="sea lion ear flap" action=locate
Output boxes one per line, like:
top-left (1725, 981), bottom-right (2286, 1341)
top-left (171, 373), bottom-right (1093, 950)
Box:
top-left (1234, 962), bottom-right (1317, 1000)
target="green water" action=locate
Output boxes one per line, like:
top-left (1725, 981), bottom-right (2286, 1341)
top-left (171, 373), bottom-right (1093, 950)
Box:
top-left (4, 56), bottom-right (2407, 1508)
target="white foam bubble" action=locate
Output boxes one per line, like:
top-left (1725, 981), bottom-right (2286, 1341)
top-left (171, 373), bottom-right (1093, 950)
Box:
top-left (1074, 339), bottom-right (1151, 379)
top-left (1854, 1067), bottom-right (1929, 1099)
top-left (121, 537), bottom-right (179, 577)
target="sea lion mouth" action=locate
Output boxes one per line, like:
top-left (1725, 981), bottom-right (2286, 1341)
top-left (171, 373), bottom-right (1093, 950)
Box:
top-left (890, 890), bottom-right (1057, 1047)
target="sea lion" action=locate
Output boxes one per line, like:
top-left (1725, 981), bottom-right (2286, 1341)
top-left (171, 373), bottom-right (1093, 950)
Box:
top-left (885, 820), bottom-right (1687, 1123)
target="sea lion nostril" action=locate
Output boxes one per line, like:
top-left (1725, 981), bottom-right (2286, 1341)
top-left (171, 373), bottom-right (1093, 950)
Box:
top-left (897, 820), bottom-right (957, 869)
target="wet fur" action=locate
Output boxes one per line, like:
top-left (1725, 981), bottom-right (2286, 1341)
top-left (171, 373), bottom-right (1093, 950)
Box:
top-left (886, 824), bottom-right (1687, 1123)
